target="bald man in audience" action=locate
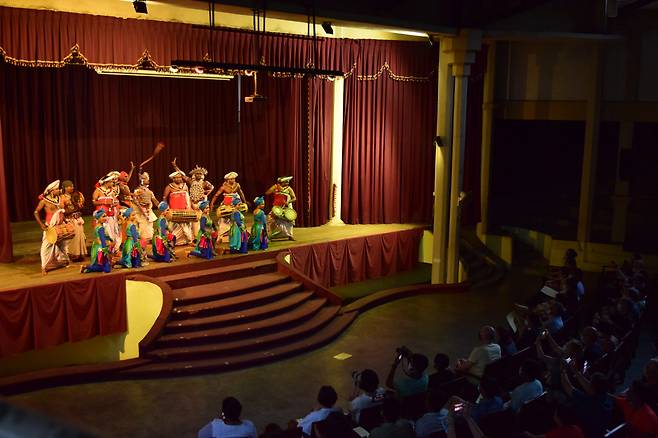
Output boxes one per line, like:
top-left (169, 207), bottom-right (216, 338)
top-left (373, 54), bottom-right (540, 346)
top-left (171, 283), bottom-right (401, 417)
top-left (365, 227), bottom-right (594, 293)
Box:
top-left (456, 326), bottom-right (501, 383)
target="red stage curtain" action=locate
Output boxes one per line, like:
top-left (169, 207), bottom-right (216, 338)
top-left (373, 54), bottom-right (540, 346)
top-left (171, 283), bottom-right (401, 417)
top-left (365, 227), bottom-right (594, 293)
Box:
top-left (0, 274), bottom-right (127, 358)
top-left (0, 115), bottom-right (11, 262)
top-left (342, 75), bottom-right (438, 224)
top-left (289, 228), bottom-right (423, 287)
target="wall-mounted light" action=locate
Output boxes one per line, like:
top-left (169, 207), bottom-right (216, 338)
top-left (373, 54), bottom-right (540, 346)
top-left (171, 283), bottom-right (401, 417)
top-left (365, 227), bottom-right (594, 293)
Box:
top-left (133, 0), bottom-right (147, 14)
top-left (322, 22), bottom-right (334, 35)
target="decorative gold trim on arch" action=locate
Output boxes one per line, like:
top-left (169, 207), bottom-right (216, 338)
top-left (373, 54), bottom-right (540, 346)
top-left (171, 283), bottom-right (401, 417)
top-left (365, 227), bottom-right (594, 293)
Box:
top-left (0, 45), bottom-right (435, 82)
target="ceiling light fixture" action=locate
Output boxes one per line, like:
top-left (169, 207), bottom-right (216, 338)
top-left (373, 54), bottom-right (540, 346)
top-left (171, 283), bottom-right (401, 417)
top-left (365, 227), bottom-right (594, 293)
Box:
top-left (322, 22), bottom-right (334, 35)
top-left (95, 67), bottom-right (233, 81)
top-left (133, 0), bottom-right (147, 14)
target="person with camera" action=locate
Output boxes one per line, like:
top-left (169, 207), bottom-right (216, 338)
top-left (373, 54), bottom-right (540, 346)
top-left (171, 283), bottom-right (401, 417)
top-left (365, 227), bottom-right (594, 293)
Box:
top-left (349, 369), bottom-right (387, 423)
top-left (385, 347), bottom-right (430, 397)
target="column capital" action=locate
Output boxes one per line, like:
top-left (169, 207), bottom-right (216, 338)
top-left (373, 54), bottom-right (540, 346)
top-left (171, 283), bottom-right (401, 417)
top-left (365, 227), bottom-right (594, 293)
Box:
top-left (440, 29), bottom-right (482, 77)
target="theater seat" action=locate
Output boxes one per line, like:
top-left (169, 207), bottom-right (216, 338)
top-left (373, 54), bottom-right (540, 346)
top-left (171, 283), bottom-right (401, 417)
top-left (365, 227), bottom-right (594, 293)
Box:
top-left (478, 409), bottom-right (516, 437)
top-left (399, 391), bottom-right (428, 421)
top-left (518, 392), bottom-right (552, 434)
top-left (358, 404), bottom-right (384, 431)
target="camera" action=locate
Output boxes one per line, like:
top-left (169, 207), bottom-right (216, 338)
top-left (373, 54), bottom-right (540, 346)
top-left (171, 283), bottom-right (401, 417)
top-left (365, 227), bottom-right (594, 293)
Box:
top-left (395, 346), bottom-right (412, 361)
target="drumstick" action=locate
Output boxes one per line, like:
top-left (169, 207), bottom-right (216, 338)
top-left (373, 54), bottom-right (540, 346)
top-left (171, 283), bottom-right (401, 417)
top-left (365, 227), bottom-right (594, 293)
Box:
top-left (138, 142), bottom-right (165, 169)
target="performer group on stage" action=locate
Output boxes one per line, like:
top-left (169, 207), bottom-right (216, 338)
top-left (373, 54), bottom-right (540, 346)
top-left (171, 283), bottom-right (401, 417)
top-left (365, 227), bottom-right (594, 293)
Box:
top-left (33, 146), bottom-right (294, 275)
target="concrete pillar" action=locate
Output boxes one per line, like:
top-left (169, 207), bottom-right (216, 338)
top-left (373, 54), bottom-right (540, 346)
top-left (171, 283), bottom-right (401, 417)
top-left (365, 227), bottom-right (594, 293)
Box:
top-left (447, 69), bottom-right (470, 283)
top-left (611, 122), bottom-right (633, 242)
top-left (479, 43), bottom-right (496, 236)
top-left (328, 77), bottom-right (345, 225)
top-left (431, 46), bottom-right (454, 284)
top-left (577, 45), bottom-right (603, 244)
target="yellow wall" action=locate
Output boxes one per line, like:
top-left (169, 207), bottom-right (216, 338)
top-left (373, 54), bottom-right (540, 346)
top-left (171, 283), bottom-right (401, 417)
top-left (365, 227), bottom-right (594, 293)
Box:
top-left (476, 223), bottom-right (513, 266)
top-left (0, 279), bottom-right (162, 377)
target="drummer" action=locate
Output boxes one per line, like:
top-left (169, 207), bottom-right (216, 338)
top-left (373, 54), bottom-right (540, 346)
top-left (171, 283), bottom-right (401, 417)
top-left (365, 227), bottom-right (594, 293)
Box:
top-left (133, 171), bottom-right (159, 243)
top-left (61, 180), bottom-right (87, 262)
top-left (92, 172), bottom-right (122, 254)
top-left (163, 169), bottom-right (194, 245)
top-left (265, 176), bottom-right (297, 240)
top-left (210, 171), bottom-right (247, 243)
top-left (34, 180), bottom-right (71, 275)
top-left (171, 158), bottom-right (214, 238)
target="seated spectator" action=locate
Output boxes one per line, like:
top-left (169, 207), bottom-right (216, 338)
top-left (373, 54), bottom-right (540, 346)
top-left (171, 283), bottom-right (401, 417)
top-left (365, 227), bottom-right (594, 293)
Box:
top-left (349, 369), bottom-right (387, 423)
top-left (198, 397), bottom-right (258, 438)
top-left (386, 352), bottom-right (429, 397)
top-left (557, 278), bottom-right (580, 317)
top-left (455, 326), bottom-right (501, 382)
top-left (580, 326), bottom-right (604, 364)
top-left (450, 376), bottom-right (504, 424)
top-left (506, 359), bottom-right (544, 412)
top-left (561, 369), bottom-right (613, 438)
top-left (297, 386), bottom-right (341, 437)
top-left (429, 353), bottom-right (456, 389)
top-left (536, 333), bottom-right (584, 388)
top-left (543, 302), bottom-right (565, 335)
top-left (574, 269), bottom-right (585, 301)
top-left (415, 388), bottom-right (450, 437)
top-left (496, 326), bottom-right (518, 357)
top-left (614, 381), bottom-right (658, 438)
top-left (523, 403), bottom-right (584, 438)
top-left (369, 398), bottom-right (414, 438)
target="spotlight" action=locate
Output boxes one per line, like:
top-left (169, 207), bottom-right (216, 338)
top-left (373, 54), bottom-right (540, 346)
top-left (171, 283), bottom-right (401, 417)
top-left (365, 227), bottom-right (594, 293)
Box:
top-left (322, 21), bottom-right (334, 35)
top-left (133, 0), bottom-right (147, 14)
top-left (433, 135), bottom-right (444, 148)
top-left (169, 65), bottom-right (179, 73)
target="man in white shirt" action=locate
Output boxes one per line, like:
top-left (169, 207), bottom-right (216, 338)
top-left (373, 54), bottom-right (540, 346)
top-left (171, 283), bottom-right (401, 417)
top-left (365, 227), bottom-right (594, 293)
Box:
top-left (456, 326), bottom-right (501, 382)
top-left (198, 397), bottom-right (258, 438)
top-left (297, 386), bottom-right (341, 436)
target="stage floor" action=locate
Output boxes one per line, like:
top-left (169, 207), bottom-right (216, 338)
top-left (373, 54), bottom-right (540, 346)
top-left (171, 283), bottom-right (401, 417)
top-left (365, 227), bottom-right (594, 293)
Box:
top-left (2, 217), bottom-right (422, 291)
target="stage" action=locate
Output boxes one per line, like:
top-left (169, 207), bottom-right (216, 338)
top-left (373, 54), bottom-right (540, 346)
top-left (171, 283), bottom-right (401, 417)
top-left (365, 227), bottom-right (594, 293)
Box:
top-left (2, 217), bottom-right (422, 292)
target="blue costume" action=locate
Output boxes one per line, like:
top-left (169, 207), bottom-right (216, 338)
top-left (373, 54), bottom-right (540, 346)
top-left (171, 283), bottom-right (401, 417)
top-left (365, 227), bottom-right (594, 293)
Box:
top-left (189, 200), bottom-right (216, 259)
top-left (117, 208), bottom-right (143, 268)
top-left (228, 197), bottom-right (248, 254)
top-left (150, 202), bottom-right (176, 263)
top-left (248, 196), bottom-right (268, 251)
top-left (81, 209), bottom-right (112, 273)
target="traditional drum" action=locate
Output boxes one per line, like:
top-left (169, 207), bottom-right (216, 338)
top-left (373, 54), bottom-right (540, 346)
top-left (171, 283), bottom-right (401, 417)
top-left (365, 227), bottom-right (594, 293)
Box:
top-left (271, 206), bottom-right (285, 218)
top-left (96, 196), bottom-right (115, 216)
top-left (217, 203), bottom-right (247, 218)
top-left (45, 223), bottom-right (76, 244)
top-left (169, 191), bottom-right (189, 210)
top-left (171, 209), bottom-right (200, 223)
top-left (283, 207), bottom-right (297, 222)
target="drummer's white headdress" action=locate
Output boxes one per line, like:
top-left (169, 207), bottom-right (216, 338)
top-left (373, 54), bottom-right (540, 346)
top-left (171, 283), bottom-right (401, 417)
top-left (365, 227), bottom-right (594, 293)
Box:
top-left (43, 179), bottom-right (60, 195)
top-left (99, 173), bottom-right (116, 184)
top-left (224, 171), bottom-right (238, 180)
top-left (169, 170), bottom-right (186, 179)
top-left (277, 176), bottom-right (293, 183)
top-left (139, 172), bottom-right (150, 181)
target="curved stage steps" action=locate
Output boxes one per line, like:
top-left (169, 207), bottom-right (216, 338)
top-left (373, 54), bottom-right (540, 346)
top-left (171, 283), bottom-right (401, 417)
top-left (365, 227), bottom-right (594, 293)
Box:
top-left (119, 255), bottom-right (356, 377)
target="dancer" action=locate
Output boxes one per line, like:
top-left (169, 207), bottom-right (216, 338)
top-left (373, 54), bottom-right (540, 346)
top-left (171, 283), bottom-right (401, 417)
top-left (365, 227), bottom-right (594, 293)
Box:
top-left (248, 196), bottom-right (268, 251)
top-left (188, 200), bottom-right (216, 260)
top-left (133, 171), bottom-right (159, 243)
top-left (265, 176), bottom-right (297, 240)
top-left (34, 180), bottom-right (70, 275)
top-left (172, 158), bottom-right (214, 237)
top-left (228, 197), bottom-right (248, 254)
top-left (150, 202), bottom-right (176, 263)
top-left (92, 172), bottom-right (122, 253)
top-left (163, 169), bottom-right (194, 245)
top-left (210, 171), bottom-right (247, 243)
top-left (117, 163), bottom-right (136, 207)
top-left (117, 208), bottom-right (143, 269)
top-left (61, 180), bottom-right (87, 261)
top-left (80, 209), bottom-right (113, 274)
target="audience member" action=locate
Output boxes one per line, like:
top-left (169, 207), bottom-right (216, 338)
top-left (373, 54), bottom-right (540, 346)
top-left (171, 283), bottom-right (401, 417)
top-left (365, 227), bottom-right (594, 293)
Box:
top-left (429, 353), bottom-right (456, 389)
top-left (349, 369), bottom-right (387, 423)
top-left (198, 397), bottom-right (258, 438)
top-left (517, 313), bottom-right (544, 349)
top-left (450, 376), bottom-right (504, 424)
top-left (415, 388), bottom-right (450, 437)
top-left (496, 326), bottom-right (518, 357)
top-left (524, 403), bottom-right (584, 438)
top-left (311, 411), bottom-right (354, 438)
top-left (386, 352), bottom-right (429, 397)
top-left (536, 333), bottom-right (584, 388)
top-left (455, 326), bottom-right (501, 382)
top-left (369, 398), bottom-right (414, 438)
top-left (560, 369), bottom-right (613, 438)
top-left (580, 326), bottom-right (604, 364)
top-left (543, 302), bottom-right (565, 334)
top-left (297, 386), bottom-right (340, 437)
top-left (614, 381), bottom-right (658, 438)
top-left (506, 359), bottom-right (544, 412)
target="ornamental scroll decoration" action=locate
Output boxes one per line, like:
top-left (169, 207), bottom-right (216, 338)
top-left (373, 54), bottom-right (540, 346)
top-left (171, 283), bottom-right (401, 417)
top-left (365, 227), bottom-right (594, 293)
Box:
top-left (0, 44), bottom-right (435, 82)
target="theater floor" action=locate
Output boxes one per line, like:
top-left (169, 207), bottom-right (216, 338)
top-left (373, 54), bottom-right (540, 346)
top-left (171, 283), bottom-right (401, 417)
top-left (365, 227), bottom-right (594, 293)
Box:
top-left (5, 251), bottom-right (552, 438)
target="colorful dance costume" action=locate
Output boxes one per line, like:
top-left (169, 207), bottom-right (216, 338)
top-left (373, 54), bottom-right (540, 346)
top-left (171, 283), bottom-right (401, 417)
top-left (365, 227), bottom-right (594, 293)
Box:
top-left (229, 198), bottom-right (248, 254)
top-left (189, 201), bottom-right (216, 259)
top-left (151, 202), bottom-right (176, 262)
top-left (248, 196), bottom-right (268, 251)
top-left (117, 208), bottom-right (143, 268)
top-left (81, 209), bottom-right (113, 273)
